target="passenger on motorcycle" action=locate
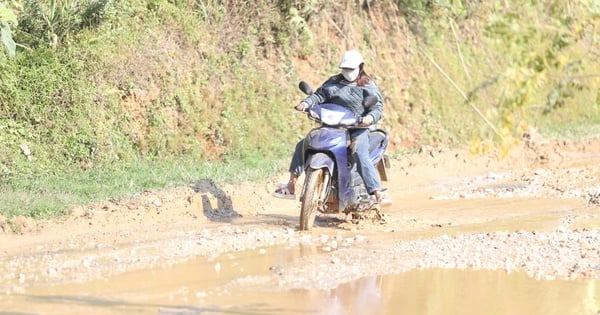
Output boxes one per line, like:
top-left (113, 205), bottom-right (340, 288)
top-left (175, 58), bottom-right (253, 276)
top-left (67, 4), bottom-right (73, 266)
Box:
top-left (273, 49), bottom-right (392, 206)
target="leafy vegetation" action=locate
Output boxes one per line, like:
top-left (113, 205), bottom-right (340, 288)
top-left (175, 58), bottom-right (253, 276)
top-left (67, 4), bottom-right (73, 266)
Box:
top-left (0, 2), bottom-right (18, 57)
top-left (0, 0), bottom-right (599, 221)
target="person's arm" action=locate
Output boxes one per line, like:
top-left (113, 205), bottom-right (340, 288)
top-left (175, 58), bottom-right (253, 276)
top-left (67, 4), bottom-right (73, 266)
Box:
top-left (361, 81), bottom-right (384, 124)
top-left (300, 76), bottom-right (338, 108)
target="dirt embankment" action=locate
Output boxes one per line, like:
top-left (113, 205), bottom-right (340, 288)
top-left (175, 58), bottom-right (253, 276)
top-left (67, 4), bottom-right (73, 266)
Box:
top-left (0, 137), bottom-right (599, 293)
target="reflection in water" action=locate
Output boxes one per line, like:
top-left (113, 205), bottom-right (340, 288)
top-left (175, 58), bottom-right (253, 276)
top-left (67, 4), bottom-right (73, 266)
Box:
top-left (586, 281), bottom-right (598, 315)
top-left (325, 269), bottom-right (600, 315)
top-left (320, 276), bottom-right (384, 315)
top-left (1, 252), bottom-right (599, 315)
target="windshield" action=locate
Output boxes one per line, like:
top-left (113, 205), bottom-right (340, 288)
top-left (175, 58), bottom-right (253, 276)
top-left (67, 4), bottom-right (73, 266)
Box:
top-left (308, 103), bottom-right (358, 126)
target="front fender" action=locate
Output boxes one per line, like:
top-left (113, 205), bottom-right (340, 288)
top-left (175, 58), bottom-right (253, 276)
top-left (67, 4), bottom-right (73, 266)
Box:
top-left (306, 152), bottom-right (334, 175)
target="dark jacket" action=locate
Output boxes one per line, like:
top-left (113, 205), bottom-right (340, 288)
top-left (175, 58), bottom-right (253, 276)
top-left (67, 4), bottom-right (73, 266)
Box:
top-left (301, 74), bottom-right (384, 124)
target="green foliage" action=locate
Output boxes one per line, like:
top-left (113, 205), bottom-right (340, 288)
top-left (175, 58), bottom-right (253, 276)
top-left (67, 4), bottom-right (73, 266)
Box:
top-left (0, 46), bottom-right (113, 182)
top-left (482, 0), bottom-right (599, 113)
top-left (448, 0), bottom-right (600, 153)
top-left (0, 4), bottom-right (17, 58)
top-left (287, 5), bottom-right (314, 57)
top-left (390, 0), bottom-right (463, 41)
top-left (16, 0), bottom-right (110, 49)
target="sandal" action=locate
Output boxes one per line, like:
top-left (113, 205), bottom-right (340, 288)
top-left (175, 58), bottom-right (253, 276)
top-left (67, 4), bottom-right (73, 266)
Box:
top-left (374, 190), bottom-right (392, 207)
top-left (272, 183), bottom-right (296, 200)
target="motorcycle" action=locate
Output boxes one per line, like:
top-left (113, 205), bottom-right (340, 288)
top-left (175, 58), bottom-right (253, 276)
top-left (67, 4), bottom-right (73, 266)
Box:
top-left (296, 81), bottom-right (391, 230)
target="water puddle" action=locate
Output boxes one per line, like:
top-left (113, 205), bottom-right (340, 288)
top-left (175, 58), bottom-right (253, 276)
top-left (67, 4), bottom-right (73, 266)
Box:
top-left (2, 244), bottom-right (598, 315)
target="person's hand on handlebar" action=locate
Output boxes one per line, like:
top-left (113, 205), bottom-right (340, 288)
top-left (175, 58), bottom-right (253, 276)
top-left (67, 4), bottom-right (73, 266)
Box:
top-left (358, 114), bottom-right (374, 127)
top-left (295, 102), bottom-right (308, 112)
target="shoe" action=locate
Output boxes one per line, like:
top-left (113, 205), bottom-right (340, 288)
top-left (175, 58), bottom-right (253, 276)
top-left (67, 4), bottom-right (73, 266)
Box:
top-left (374, 190), bottom-right (392, 207)
top-left (272, 183), bottom-right (296, 200)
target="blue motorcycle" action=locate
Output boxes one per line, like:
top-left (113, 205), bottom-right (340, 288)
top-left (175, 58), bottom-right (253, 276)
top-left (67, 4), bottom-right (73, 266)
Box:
top-left (297, 81), bottom-right (390, 230)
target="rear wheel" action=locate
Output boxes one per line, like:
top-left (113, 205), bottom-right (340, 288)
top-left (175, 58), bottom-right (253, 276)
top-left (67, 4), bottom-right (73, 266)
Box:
top-left (299, 168), bottom-right (326, 231)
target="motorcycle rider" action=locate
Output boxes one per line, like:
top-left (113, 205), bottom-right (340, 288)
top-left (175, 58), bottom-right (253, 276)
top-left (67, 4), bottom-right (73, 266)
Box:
top-left (273, 49), bottom-right (392, 207)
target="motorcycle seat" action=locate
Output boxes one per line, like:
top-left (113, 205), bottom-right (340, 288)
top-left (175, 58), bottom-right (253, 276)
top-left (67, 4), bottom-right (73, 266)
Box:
top-left (368, 129), bottom-right (388, 152)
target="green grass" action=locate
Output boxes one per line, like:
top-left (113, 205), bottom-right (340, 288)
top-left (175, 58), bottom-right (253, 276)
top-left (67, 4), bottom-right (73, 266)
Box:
top-left (530, 87), bottom-right (600, 140)
top-left (0, 155), bottom-right (288, 219)
top-left (537, 122), bottom-right (600, 140)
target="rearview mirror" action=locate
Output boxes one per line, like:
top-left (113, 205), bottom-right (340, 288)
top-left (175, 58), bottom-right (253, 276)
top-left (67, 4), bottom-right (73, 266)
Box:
top-left (299, 81), bottom-right (313, 95)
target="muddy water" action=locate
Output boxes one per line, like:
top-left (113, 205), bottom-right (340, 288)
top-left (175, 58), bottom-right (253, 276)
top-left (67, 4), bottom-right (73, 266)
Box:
top-left (2, 200), bottom-right (599, 314)
top-left (2, 245), bottom-right (599, 315)
top-left (3, 153), bottom-right (600, 315)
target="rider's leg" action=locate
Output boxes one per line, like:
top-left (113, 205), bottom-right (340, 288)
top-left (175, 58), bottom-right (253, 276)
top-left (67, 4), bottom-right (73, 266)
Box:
top-left (272, 139), bottom-right (304, 196)
top-left (286, 139), bottom-right (305, 194)
top-left (351, 129), bottom-right (380, 193)
top-left (351, 129), bottom-right (392, 205)
top-left (286, 173), bottom-right (299, 194)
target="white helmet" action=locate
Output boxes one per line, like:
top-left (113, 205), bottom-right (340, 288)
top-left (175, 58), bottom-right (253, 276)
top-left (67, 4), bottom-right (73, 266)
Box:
top-left (338, 50), bottom-right (364, 69)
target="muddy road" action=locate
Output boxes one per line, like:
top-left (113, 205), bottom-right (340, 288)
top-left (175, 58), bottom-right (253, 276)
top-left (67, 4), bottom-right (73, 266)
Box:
top-left (1, 137), bottom-right (599, 314)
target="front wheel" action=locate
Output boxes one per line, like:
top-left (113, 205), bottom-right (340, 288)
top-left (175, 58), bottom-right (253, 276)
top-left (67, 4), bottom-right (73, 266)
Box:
top-left (299, 168), bottom-right (327, 231)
